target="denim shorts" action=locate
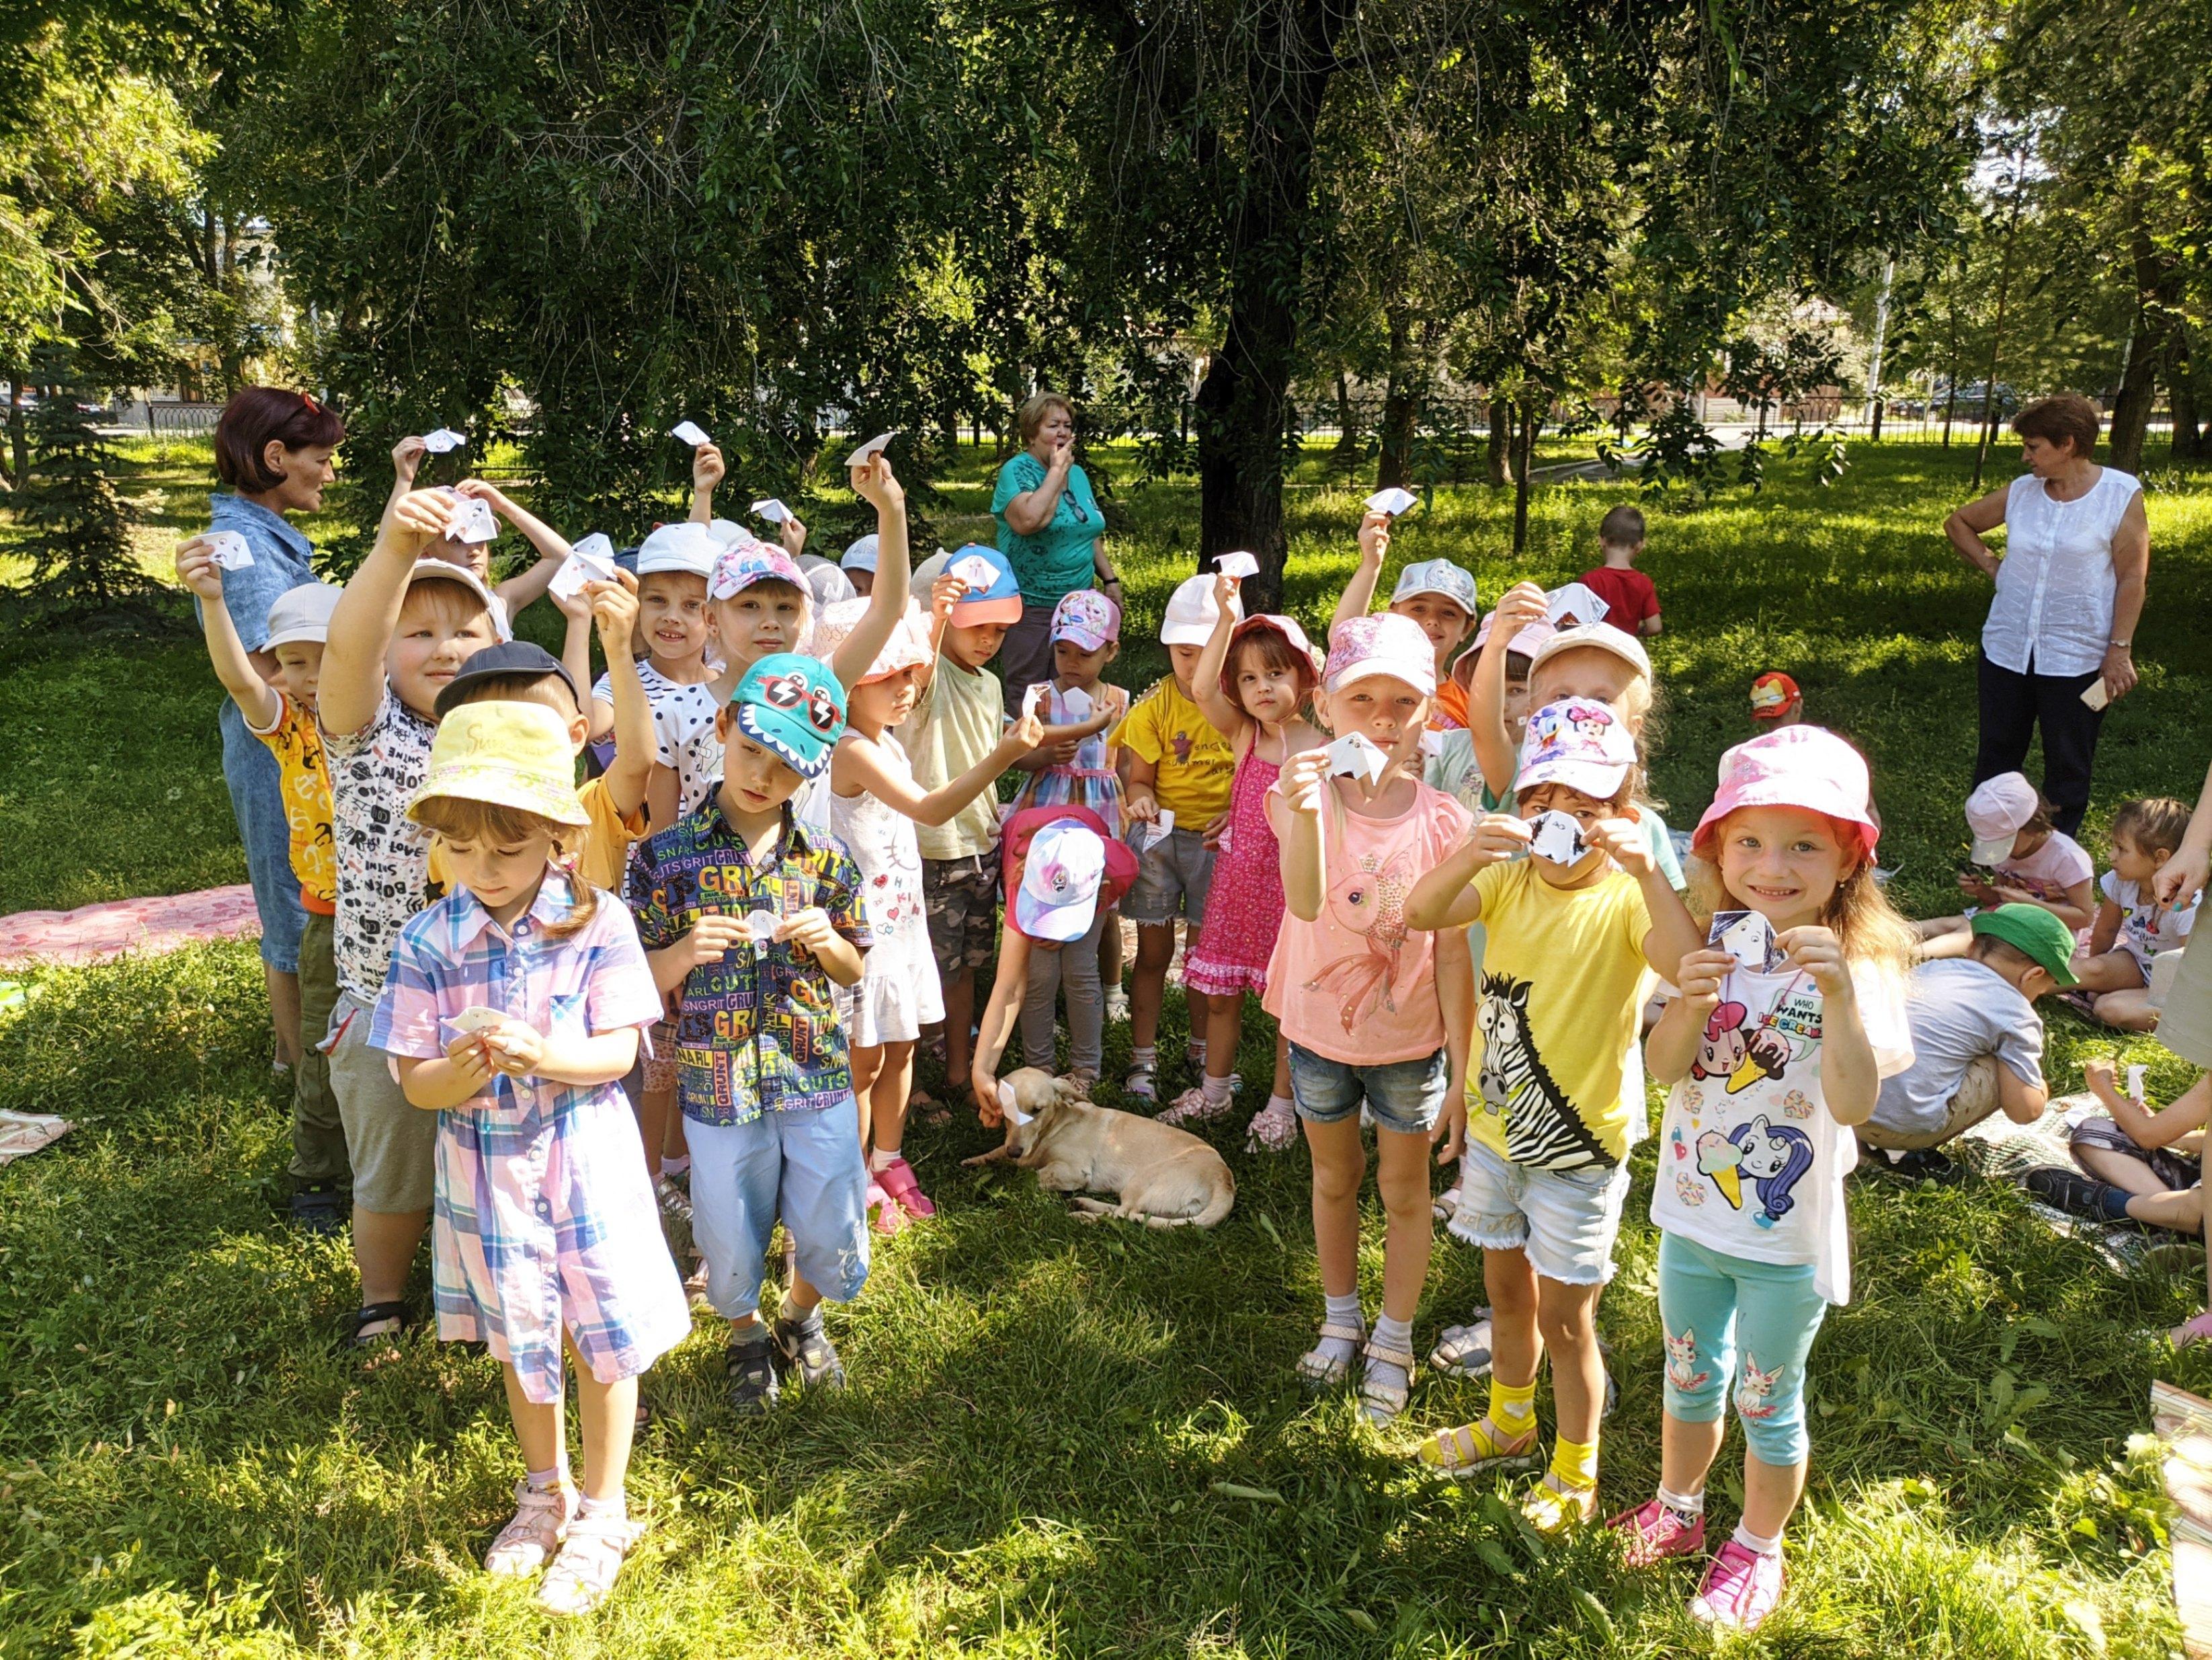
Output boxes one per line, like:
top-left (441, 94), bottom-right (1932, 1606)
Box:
top-left (220, 699), bottom-right (305, 973)
top-left (1122, 826), bottom-right (1215, 930)
top-left (1450, 1136), bottom-right (1631, 1285)
top-left (688, 1104), bottom-right (871, 1320)
top-left (1286, 1041), bottom-right (1448, 1136)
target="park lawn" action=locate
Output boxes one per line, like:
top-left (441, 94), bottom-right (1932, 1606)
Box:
top-left (2, 438), bottom-right (2209, 1656)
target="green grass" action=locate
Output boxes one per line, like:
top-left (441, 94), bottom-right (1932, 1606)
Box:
top-left (4, 439), bottom-right (2211, 1655)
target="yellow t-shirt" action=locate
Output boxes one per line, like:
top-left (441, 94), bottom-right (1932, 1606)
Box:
top-left (1467, 859), bottom-right (1653, 1171)
top-left (425, 775), bottom-right (646, 896)
top-left (909, 654), bottom-right (1006, 861)
top-left (248, 693), bottom-right (335, 911)
top-left (1119, 676), bottom-right (1233, 824)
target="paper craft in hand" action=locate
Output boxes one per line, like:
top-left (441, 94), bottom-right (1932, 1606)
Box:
top-left (1140, 808), bottom-right (1176, 853)
top-left (548, 532), bottom-right (618, 601)
top-left (444, 1005), bottom-right (505, 1037)
top-left (741, 910), bottom-right (781, 945)
top-left (2128, 1063), bottom-right (2148, 1103)
top-left (1708, 908), bottom-right (1784, 974)
top-left (949, 553), bottom-right (999, 592)
top-left (1215, 551), bottom-right (1259, 580)
top-left (448, 496), bottom-right (499, 545)
top-left (751, 498), bottom-right (789, 524)
top-left (997, 1078), bottom-right (1031, 1126)
top-left (1326, 731), bottom-right (1391, 786)
top-left (1545, 582), bottom-right (1610, 628)
top-left (204, 530), bottom-right (253, 571)
top-left (421, 427), bottom-right (467, 454)
top-left (844, 431), bottom-right (897, 469)
top-left (1366, 486), bottom-right (1418, 518)
top-left (2081, 678), bottom-right (2111, 711)
top-left (1022, 683), bottom-right (1047, 723)
top-left (670, 420), bottom-right (712, 447)
top-left (1527, 809), bottom-right (1589, 867)
top-left (1059, 686), bottom-right (1093, 723)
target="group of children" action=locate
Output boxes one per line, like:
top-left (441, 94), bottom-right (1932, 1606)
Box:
top-left (175, 421), bottom-right (2194, 1636)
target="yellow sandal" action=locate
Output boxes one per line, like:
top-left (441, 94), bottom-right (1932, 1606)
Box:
top-left (1415, 1417), bottom-right (1540, 1478)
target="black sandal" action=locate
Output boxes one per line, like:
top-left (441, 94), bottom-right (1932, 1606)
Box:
top-left (347, 1301), bottom-right (411, 1349)
top-left (725, 1329), bottom-right (780, 1415)
top-left (772, 1314), bottom-right (846, 1392)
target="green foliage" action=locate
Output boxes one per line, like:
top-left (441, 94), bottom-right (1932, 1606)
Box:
top-left (7, 348), bottom-right (159, 623)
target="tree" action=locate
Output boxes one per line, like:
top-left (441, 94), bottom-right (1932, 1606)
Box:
top-left (11, 346), bottom-right (155, 622)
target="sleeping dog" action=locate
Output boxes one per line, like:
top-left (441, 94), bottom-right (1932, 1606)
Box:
top-left (962, 1068), bottom-right (1235, 1229)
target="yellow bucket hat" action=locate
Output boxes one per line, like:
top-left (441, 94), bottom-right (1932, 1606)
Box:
top-left (407, 702), bottom-right (589, 827)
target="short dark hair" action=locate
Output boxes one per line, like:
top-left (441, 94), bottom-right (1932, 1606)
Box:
top-left (1598, 504), bottom-right (1645, 547)
top-left (214, 387), bottom-right (345, 491)
top-left (2012, 394), bottom-right (2100, 461)
top-left (1969, 932), bottom-right (2041, 977)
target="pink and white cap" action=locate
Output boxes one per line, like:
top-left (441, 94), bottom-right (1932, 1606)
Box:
top-left (1514, 698), bottom-right (1638, 800)
top-left (1965, 770), bottom-right (2040, 865)
top-left (1472, 609), bottom-right (1555, 658)
top-left (1223, 613), bottom-right (1323, 697)
top-left (1051, 588), bottom-right (1121, 651)
top-left (708, 543), bottom-right (808, 602)
top-left (811, 596), bottom-right (934, 684)
top-left (1323, 612), bottom-right (1436, 696)
top-left (1014, 821), bottom-right (1108, 943)
top-left (1692, 724), bottom-right (1881, 862)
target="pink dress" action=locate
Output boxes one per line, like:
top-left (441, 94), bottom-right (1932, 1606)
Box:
top-left (1183, 744), bottom-right (1285, 998)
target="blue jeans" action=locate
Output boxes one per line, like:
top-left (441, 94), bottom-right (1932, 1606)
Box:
top-left (688, 1105), bottom-right (871, 1320)
top-left (219, 699), bottom-right (304, 972)
top-left (1286, 1041), bottom-right (1448, 1136)
top-left (1657, 1231), bottom-right (1828, 1466)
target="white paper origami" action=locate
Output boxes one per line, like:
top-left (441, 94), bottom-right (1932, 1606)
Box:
top-left (998, 1079), bottom-right (1032, 1126)
top-left (1141, 808), bottom-right (1176, 852)
top-left (1059, 686), bottom-right (1094, 723)
top-left (421, 427), bottom-right (467, 454)
top-left (548, 532), bottom-right (618, 601)
top-left (1708, 908), bottom-right (1782, 974)
top-left (948, 553), bottom-right (999, 592)
top-left (1215, 551), bottom-right (1259, 579)
top-left (446, 1005), bottom-right (505, 1035)
top-left (2128, 1063), bottom-right (2148, 1102)
top-left (752, 498), bottom-right (789, 524)
top-left (1022, 683), bottom-right (1047, 722)
top-left (844, 431), bottom-right (897, 469)
top-left (670, 420), bottom-right (713, 447)
top-left (1545, 582), bottom-right (1611, 628)
top-left (204, 530), bottom-right (253, 571)
top-left (742, 909), bottom-right (781, 944)
top-left (1527, 809), bottom-right (1588, 866)
top-left (448, 496), bottom-right (500, 545)
top-left (1366, 487), bottom-right (1418, 518)
top-left (1327, 731), bottom-right (1391, 785)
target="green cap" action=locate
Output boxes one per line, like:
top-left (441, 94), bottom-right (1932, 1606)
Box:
top-left (1971, 904), bottom-right (2080, 986)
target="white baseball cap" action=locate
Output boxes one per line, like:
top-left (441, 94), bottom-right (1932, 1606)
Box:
top-left (635, 522), bottom-right (722, 579)
top-left (1015, 822), bottom-right (1108, 942)
top-left (263, 582), bottom-right (343, 650)
top-left (1161, 573), bottom-right (1243, 646)
top-left (1514, 698), bottom-right (1638, 800)
top-left (1966, 771), bottom-right (2041, 864)
top-left (841, 535), bottom-right (880, 574)
top-left (1528, 621), bottom-right (1651, 683)
top-left (704, 517), bottom-right (751, 547)
top-left (1391, 559), bottom-right (1478, 616)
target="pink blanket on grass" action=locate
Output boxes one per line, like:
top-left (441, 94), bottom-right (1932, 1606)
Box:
top-left (0, 885), bottom-right (263, 970)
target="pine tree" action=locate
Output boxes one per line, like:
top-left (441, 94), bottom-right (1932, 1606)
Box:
top-left (15, 346), bottom-right (156, 621)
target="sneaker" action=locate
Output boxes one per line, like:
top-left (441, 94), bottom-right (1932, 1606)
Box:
top-left (1104, 988), bottom-right (1131, 1024)
top-left (655, 1175), bottom-right (694, 1228)
top-left (1855, 1142), bottom-right (1958, 1184)
top-left (725, 1328), bottom-right (780, 1415)
top-left (1122, 1061), bottom-right (1157, 1102)
top-left (1609, 1499), bottom-right (1707, 1567)
top-left (771, 1312), bottom-right (847, 1392)
top-left (1690, 1540), bottom-right (1784, 1629)
top-left (1159, 1085), bottom-right (1234, 1125)
top-left (288, 1183), bottom-right (347, 1235)
top-left (1245, 1097), bottom-right (1299, 1152)
top-left (2023, 1165), bottom-right (2139, 1225)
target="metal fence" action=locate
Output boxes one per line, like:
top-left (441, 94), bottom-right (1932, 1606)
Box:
top-left (145, 403), bottom-right (224, 435)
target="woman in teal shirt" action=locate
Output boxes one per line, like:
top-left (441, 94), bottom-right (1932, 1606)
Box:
top-left (991, 391), bottom-right (1121, 713)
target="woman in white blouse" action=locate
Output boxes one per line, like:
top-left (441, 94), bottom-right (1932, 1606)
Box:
top-left (1944, 393), bottom-right (2149, 834)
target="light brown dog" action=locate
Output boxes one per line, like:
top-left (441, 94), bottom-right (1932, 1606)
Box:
top-left (962, 1068), bottom-right (1236, 1228)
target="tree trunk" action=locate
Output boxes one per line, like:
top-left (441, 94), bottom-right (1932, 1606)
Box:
top-left (2170, 329), bottom-right (2203, 462)
top-left (1377, 309), bottom-right (1418, 489)
top-left (2110, 214), bottom-right (2172, 475)
top-left (1332, 369), bottom-right (1357, 459)
top-left (1511, 400), bottom-right (1538, 554)
top-left (1487, 395), bottom-right (1510, 487)
top-left (6, 380), bottom-right (26, 493)
top-left (1194, 0), bottom-right (1350, 612)
top-left (1973, 156), bottom-right (2029, 491)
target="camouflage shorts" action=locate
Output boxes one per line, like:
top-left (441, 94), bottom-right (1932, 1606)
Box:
top-left (924, 854), bottom-right (1001, 977)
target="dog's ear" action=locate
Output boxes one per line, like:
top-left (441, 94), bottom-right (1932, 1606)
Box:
top-left (1053, 1076), bottom-right (1086, 1108)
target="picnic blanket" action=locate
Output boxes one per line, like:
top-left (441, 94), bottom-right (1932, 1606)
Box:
top-left (0, 885), bottom-right (261, 971)
top-left (1953, 1092), bottom-right (2193, 1274)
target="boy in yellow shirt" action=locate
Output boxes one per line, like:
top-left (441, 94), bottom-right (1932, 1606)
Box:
top-left (1119, 574), bottom-right (1241, 1101)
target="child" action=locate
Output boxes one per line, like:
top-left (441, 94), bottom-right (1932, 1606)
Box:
top-left (318, 489), bottom-right (503, 1345)
top-left (1616, 725), bottom-right (1914, 1630)
top-left (2031, 1058), bottom-right (2209, 1232)
top-left (633, 654), bottom-right (872, 1414)
top-left (969, 806), bottom-right (1142, 1105)
top-left (1163, 578), bottom-right (1323, 1146)
top-left (2071, 796), bottom-right (2197, 1031)
top-left (1332, 510), bottom-right (1480, 726)
top-left (1749, 672), bottom-right (1802, 728)
top-left (1917, 770), bottom-right (2095, 953)
top-left (1580, 504), bottom-right (1661, 638)
top-left (1120, 574), bottom-right (1241, 1101)
top-left (371, 701), bottom-right (686, 1615)
top-left (385, 440), bottom-right (567, 635)
top-left (589, 523), bottom-right (719, 797)
top-left (1860, 904), bottom-right (2070, 1180)
top-left (175, 554), bottom-right (348, 1232)
top-left (907, 545), bottom-right (1026, 1105)
top-left (1405, 697), bottom-right (1699, 1516)
top-left (841, 535), bottom-right (878, 596)
top-left (1009, 588), bottom-right (1129, 832)
top-left (816, 596), bottom-right (1043, 1225)
top-left (1270, 613), bottom-right (1476, 1424)
top-left (1426, 609), bottom-right (1553, 812)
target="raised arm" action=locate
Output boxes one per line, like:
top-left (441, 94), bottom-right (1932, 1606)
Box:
top-left (688, 442), bottom-right (726, 525)
top-left (173, 544), bottom-right (280, 730)
top-left (834, 712), bottom-right (1042, 828)
top-left (1943, 486), bottom-right (2009, 580)
top-left (321, 489), bottom-right (455, 738)
top-left (1406, 812), bottom-right (1524, 931)
top-left (591, 572), bottom-right (653, 820)
top-left (460, 479), bottom-right (571, 612)
top-left (1331, 510), bottom-right (1389, 635)
top-left (1272, 749), bottom-right (1334, 922)
top-left (830, 455), bottom-right (913, 690)
top-left (1470, 582), bottom-right (1547, 797)
top-left (1191, 571), bottom-right (1252, 743)
top-left (379, 435), bottom-right (425, 538)
top-left (1000, 446), bottom-right (1070, 537)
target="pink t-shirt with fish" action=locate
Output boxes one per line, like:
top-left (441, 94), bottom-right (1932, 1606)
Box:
top-left (1263, 779), bottom-right (1472, 1066)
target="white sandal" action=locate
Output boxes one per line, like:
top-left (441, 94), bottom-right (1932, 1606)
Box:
top-left (485, 1480), bottom-right (572, 1577)
top-left (1295, 1317), bottom-right (1366, 1391)
top-left (1359, 1338), bottom-right (1418, 1425)
top-left (537, 1512), bottom-right (645, 1615)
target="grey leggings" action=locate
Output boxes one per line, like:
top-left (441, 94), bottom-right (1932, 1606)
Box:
top-left (1020, 908), bottom-right (1110, 1076)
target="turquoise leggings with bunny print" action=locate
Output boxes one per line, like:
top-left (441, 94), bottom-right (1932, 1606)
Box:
top-left (1657, 1232), bottom-right (1828, 1466)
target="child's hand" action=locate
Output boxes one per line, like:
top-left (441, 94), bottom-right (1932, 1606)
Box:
top-left (682, 914), bottom-right (751, 967)
top-left (1201, 811), bottom-right (1230, 853)
top-left (2084, 1055), bottom-right (2121, 1103)
top-left (1470, 812), bottom-right (1532, 863)
top-left (442, 1033), bottom-right (497, 1093)
top-left (1124, 788), bottom-right (1159, 826)
top-left (1992, 883), bottom-right (2037, 907)
top-left (692, 442), bottom-right (726, 495)
top-left (390, 487), bottom-right (460, 550)
top-left (589, 569), bottom-right (641, 650)
top-left (929, 571), bottom-right (965, 620)
top-left (1356, 510), bottom-right (1390, 565)
top-left (1005, 702), bottom-right (1047, 751)
top-left (1673, 947), bottom-right (1735, 1013)
top-left (1277, 750), bottom-right (1332, 819)
top-left (850, 453), bottom-right (905, 510)
top-left (778, 510), bottom-right (808, 559)
top-left (548, 574), bottom-right (593, 625)
top-left (1777, 924), bottom-right (1852, 998)
top-left (776, 906), bottom-right (839, 959)
top-left (1432, 1093), bottom-right (1467, 1163)
top-left (173, 538), bottom-right (224, 600)
top-left (1587, 816), bottom-right (1655, 877)
top-left (483, 1019), bottom-right (546, 1077)
top-left (1489, 581), bottom-right (1548, 646)
top-left (392, 434), bottom-right (425, 481)
top-left (1213, 569), bottom-right (1241, 611)
top-left (454, 477), bottom-right (514, 518)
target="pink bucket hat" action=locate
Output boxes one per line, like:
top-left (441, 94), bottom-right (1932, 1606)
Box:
top-left (811, 596), bottom-right (934, 684)
top-left (1051, 588), bottom-right (1121, 651)
top-left (1692, 725), bottom-right (1881, 862)
top-left (1965, 770), bottom-right (2040, 865)
top-left (1515, 698), bottom-right (1637, 800)
top-left (1323, 612), bottom-right (1436, 696)
top-left (1221, 613), bottom-right (1323, 699)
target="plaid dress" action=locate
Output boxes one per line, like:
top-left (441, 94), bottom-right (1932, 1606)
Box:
top-left (371, 881), bottom-right (689, 1404)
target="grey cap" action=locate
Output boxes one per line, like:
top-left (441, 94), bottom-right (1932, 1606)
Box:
top-left (1391, 559), bottom-right (1478, 615)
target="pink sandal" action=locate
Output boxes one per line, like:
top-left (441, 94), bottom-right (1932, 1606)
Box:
top-left (2174, 1312), bottom-right (2212, 1349)
top-left (874, 1155), bottom-right (936, 1222)
top-left (866, 1178), bottom-right (907, 1236)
